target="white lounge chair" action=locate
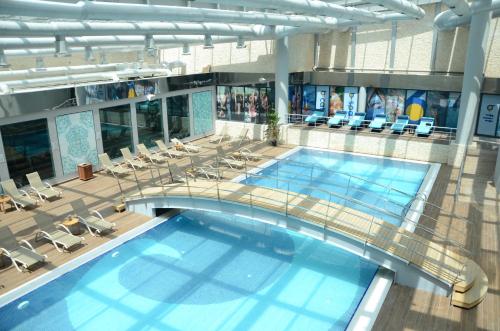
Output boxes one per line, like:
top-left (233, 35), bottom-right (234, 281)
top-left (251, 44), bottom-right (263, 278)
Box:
top-left (229, 142), bottom-right (262, 161)
top-left (216, 146), bottom-right (245, 169)
top-left (0, 179), bottom-right (37, 211)
top-left (190, 155), bottom-right (221, 179)
top-left (168, 163), bottom-right (188, 183)
top-left (70, 199), bottom-right (116, 237)
top-left (171, 138), bottom-right (201, 153)
top-left (98, 153), bottom-right (130, 176)
top-left (155, 140), bottom-right (187, 158)
top-left (209, 124), bottom-right (229, 144)
top-left (26, 172), bottom-right (62, 201)
top-left (233, 127), bottom-right (250, 146)
top-left (0, 226), bottom-right (47, 272)
top-left (136, 144), bottom-right (167, 163)
top-left (34, 215), bottom-right (84, 252)
top-left (120, 147), bottom-right (147, 170)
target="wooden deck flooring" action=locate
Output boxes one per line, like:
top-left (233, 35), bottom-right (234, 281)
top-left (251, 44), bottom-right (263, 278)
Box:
top-left (0, 136), bottom-right (498, 330)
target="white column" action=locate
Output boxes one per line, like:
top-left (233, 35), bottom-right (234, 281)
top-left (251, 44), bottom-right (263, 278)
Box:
top-left (130, 102), bottom-right (139, 153)
top-left (275, 37), bottom-right (289, 124)
top-left (456, 0), bottom-right (492, 146)
top-left (358, 86), bottom-right (367, 113)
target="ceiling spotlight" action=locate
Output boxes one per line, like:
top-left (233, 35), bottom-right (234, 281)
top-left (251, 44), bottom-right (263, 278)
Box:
top-left (204, 35), bottom-right (214, 49)
top-left (35, 56), bottom-right (46, 70)
top-left (54, 35), bottom-right (70, 57)
top-left (182, 43), bottom-right (191, 55)
top-left (84, 46), bottom-right (95, 62)
top-left (236, 36), bottom-right (246, 49)
top-left (0, 50), bottom-right (9, 68)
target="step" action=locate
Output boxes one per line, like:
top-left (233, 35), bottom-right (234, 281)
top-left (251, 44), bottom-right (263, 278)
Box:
top-left (451, 268), bottom-right (488, 309)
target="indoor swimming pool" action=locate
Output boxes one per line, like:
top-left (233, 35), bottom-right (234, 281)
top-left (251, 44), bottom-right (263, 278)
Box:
top-left (244, 147), bottom-right (430, 226)
top-left (0, 210), bottom-right (378, 331)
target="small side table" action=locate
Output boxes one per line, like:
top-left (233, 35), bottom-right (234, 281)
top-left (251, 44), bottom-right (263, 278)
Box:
top-left (0, 195), bottom-right (11, 213)
top-left (62, 217), bottom-right (82, 235)
top-left (77, 163), bottom-right (94, 181)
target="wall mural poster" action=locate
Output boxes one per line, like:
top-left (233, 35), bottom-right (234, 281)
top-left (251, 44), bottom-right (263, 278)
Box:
top-left (476, 94), bottom-right (500, 137)
top-left (343, 87), bottom-right (358, 117)
top-left (288, 85), bottom-right (303, 116)
top-left (426, 91), bottom-right (449, 127)
top-left (385, 89), bottom-right (405, 122)
top-left (244, 87), bottom-right (258, 123)
top-left (216, 86), bottom-right (231, 120)
top-left (302, 85), bottom-right (316, 115)
top-left (366, 88), bottom-right (386, 120)
top-left (446, 93), bottom-right (460, 128)
top-left (83, 84), bottom-right (107, 104)
top-left (329, 86), bottom-right (344, 116)
top-left (232, 87), bottom-right (244, 122)
top-left (405, 90), bottom-right (427, 124)
top-left (315, 85), bottom-right (329, 116)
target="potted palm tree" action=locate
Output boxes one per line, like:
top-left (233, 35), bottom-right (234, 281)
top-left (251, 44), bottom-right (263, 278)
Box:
top-left (265, 110), bottom-right (280, 146)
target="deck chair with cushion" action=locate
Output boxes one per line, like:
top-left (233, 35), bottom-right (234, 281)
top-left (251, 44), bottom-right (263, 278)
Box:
top-left (136, 144), bottom-right (167, 163)
top-left (167, 163), bottom-right (188, 183)
top-left (171, 138), bottom-right (201, 153)
top-left (190, 155), bottom-right (221, 180)
top-left (304, 110), bottom-right (326, 126)
top-left (26, 172), bottom-right (62, 201)
top-left (327, 111), bottom-right (348, 128)
top-left (155, 140), bottom-right (187, 158)
top-left (415, 117), bottom-right (434, 136)
top-left (0, 226), bottom-right (47, 272)
top-left (229, 141), bottom-right (262, 161)
top-left (70, 199), bottom-right (116, 237)
top-left (368, 114), bottom-right (387, 131)
top-left (348, 112), bottom-right (366, 129)
top-left (120, 147), bottom-right (147, 170)
top-left (391, 115), bottom-right (410, 134)
top-left (0, 179), bottom-right (37, 211)
top-left (209, 123), bottom-right (229, 144)
top-left (33, 215), bottom-right (84, 252)
top-left (216, 146), bottom-right (245, 169)
top-left (98, 153), bottom-right (130, 176)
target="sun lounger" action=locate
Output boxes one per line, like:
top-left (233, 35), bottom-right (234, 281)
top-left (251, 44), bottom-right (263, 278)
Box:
top-left (229, 142), bottom-right (262, 161)
top-left (0, 179), bottom-right (37, 211)
top-left (304, 111), bottom-right (325, 126)
top-left (120, 147), bottom-right (147, 169)
top-left (136, 144), bottom-right (167, 163)
top-left (167, 163), bottom-right (188, 183)
top-left (98, 153), bottom-right (130, 176)
top-left (368, 114), bottom-right (387, 131)
top-left (327, 111), bottom-right (348, 128)
top-left (155, 140), bottom-right (187, 158)
top-left (232, 127), bottom-right (250, 146)
top-left (34, 215), bottom-right (84, 252)
top-left (391, 115), bottom-right (410, 134)
top-left (209, 123), bottom-right (229, 144)
top-left (26, 172), bottom-right (61, 201)
top-left (190, 155), bottom-right (221, 179)
top-left (216, 146), bottom-right (245, 169)
top-left (415, 117), bottom-right (434, 136)
top-left (70, 199), bottom-right (116, 237)
top-left (0, 226), bottom-right (46, 272)
top-left (171, 138), bottom-right (201, 153)
top-left (348, 112), bottom-right (366, 129)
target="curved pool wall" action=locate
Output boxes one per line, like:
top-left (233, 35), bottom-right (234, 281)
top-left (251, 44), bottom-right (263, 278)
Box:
top-left (0, 210), bottom-right (378, 331)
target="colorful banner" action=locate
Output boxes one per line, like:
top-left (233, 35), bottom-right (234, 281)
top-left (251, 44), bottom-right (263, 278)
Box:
top-left (329, 86), bottom-right (344, 116)
top-left (385, 89), bottom-right (405, 122)
top-left (405, 90), bottom-right (427, 124)
top-left (476, 95), bottom-right (500, 137)
top-left (316, 85), bottom-right (329, 115)
top-left (445, 93), bottom-right (460, 128)
top-left (343, 87), bottom-right (358, 117)
top-left (366, 88), bottom-right (386, 120)
top-left (302, 85), bottom-right (316, 114)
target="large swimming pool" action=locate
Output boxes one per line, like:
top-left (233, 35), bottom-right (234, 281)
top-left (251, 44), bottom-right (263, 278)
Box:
top-left (0, 148), bottom-right (430, 330)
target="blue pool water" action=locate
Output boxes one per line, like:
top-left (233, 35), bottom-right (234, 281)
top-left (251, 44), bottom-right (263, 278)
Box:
top-left (0, 211), bottom-right (377, 331)
top-left (244, 148), bottom-right (430, 226)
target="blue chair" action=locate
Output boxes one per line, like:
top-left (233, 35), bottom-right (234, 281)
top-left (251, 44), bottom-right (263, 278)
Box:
top-left (327, 111), bottom-right (348, 128)
top-left (304, 111), bottom-right (325, 126)
top-left (348, 112), bottom-right (366, 129)
top-left (415, 117), bottom-right (434, 136)
top-left (390, 115), bottom-right (410, 134)
top-left (368, 114), bottom-right (387, 131)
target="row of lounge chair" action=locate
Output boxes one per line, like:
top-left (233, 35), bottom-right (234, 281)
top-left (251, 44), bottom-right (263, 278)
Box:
top-left (1, 172), bottom-right (62, 211)
top-left (0, 199), bottom-right (115, 272)
top-left (306, 111), bottom-right (436, 136)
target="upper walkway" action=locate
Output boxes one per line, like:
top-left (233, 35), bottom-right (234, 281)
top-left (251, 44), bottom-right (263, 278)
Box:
top-left (127, 179), bottom-right (488, 309)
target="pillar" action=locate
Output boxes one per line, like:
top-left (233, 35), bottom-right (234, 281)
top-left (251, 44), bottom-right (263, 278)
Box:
top-left (456, 0), bottom-right (492, 146)
top-left (275, 37), bottom-right (289, 124)
top-left (358, 86), bottom-right (367, 113)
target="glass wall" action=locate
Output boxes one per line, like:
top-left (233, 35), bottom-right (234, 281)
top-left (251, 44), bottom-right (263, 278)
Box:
top-left (167, 94), bottom-right (190, 140)
top-left (1, 119), bottom-right (54, 186)
top-left (216, 85), bottom-right (274, 124)
top-left (136, 99), bottom-right (163, 148)
top-left (99, 104), bottom-right (133, 159)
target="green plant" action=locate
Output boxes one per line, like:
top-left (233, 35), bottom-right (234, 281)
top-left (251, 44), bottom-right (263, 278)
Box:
top-left (265, 110), bottom-right (280, 146)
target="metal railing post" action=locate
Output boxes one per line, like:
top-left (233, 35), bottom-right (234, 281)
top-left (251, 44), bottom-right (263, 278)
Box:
top-left (216, 180), bottom-right (220, 201)
top-left (131, 167), bottom-right (143, 197)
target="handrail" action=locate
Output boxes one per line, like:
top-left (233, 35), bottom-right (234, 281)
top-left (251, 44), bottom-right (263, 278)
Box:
top-left (128, 180), bottom-right (467, 285)
top-left (454, 143), bottom-right (469, 202)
